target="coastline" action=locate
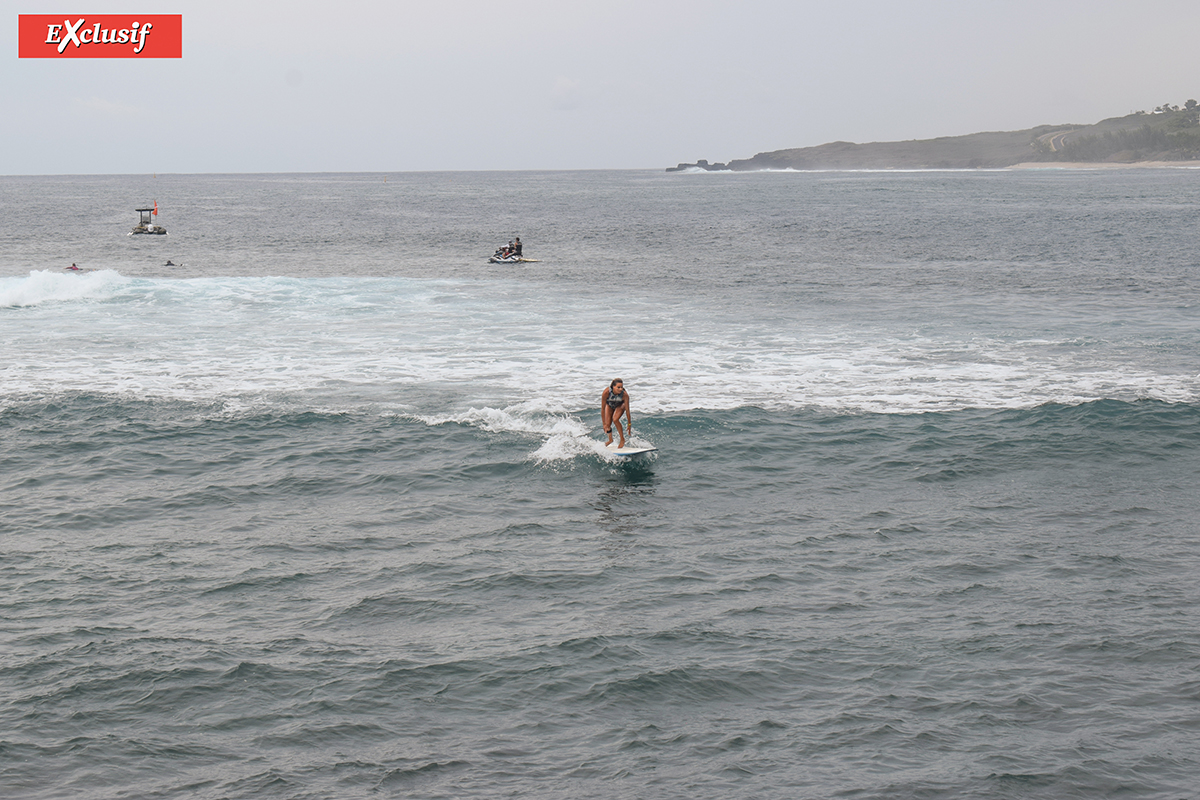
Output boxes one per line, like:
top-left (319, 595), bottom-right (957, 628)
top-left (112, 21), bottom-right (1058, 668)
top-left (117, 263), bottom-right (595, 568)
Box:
top-left (1008, 160), bottom-right (1200, 170)
top-left (674, 108), bottom-right (1200, 173)
top-left (668, 161), bottom-right (1200, 173)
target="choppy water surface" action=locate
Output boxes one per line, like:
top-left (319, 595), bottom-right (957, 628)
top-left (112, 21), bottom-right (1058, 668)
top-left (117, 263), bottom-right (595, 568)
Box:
top-left (2, 169), bottom-right (1200, 799)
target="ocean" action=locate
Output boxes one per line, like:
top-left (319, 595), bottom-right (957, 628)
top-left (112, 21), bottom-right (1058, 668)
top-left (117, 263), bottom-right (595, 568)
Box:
top-left (2, 168), bottom-right (1199, 799)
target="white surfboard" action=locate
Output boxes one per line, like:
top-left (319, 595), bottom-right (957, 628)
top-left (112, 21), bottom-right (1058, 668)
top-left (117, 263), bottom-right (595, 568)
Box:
top-left (605, 442), bottom-right (657, 458)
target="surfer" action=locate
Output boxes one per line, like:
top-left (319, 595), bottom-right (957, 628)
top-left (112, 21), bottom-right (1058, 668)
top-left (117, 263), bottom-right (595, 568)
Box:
top-left (66, 263), bottom-right (80, 271)
top-left (601, 378), bottom-right (631, 448)
top-left (513, 237), bottom-right (522, 257)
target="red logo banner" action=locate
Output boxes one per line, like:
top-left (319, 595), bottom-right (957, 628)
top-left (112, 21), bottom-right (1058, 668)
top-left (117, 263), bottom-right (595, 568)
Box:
top-left (19, 15), bottom-right (182, 58)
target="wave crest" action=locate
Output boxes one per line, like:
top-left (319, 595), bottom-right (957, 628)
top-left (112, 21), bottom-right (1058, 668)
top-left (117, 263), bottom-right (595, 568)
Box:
top-left (0, 269), bottom-right (129, 308)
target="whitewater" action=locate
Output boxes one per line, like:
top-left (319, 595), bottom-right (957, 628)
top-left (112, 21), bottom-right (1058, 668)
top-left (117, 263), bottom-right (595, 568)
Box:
top-left (2, 169), bottom-right (1199, 799)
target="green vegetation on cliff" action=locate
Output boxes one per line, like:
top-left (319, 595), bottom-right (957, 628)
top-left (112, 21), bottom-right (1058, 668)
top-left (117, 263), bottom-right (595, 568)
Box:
top-left (1053, 105), bottom-right (1200, 162)
top-left (668, 101), bottom-right (1200, 171)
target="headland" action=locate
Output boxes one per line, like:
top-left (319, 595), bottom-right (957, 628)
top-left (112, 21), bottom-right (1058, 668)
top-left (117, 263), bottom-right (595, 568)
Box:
top-left (669, 102), bottom-right (1200, 172)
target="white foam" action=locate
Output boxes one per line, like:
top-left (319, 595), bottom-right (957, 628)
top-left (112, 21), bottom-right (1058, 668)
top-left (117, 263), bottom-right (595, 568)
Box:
top-left (412, 406), bottom-right (588, 436)
top-left (1, 275), bottom-right (1196, 416)
top-left (530, 433), bottom-right (605, 463)
top-left (0, 269), bottom-right (130, 307)
top-left (530, 430), bottom-right (656, 464)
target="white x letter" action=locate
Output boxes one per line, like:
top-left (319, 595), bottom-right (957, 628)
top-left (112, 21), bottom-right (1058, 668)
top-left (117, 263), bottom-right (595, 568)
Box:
top-left (58, 18), bottom-right (85, 53)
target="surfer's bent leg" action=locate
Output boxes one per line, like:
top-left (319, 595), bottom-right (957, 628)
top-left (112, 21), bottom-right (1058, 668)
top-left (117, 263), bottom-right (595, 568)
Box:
top-left (612, 406), bottom-right (627, 447)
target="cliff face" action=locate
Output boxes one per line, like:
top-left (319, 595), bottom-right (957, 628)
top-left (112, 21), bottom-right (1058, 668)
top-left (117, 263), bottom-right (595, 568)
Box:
top-left (670, 108), bottom-right (1200, 171)
top-left (728, 128), bottom-right (1056, 170)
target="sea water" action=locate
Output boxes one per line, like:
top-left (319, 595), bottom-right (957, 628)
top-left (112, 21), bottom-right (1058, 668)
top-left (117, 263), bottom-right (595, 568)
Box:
top-left (2, 169), bottom-right (1199, 799)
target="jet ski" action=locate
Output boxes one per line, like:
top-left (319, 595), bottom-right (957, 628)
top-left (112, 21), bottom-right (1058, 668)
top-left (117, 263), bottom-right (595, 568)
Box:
top-left (487, 248), bottom-right (538, 264)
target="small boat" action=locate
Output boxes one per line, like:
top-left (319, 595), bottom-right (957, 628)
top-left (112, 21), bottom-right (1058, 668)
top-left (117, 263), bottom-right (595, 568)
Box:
top-left (129, 203), bottom-right (167, 235)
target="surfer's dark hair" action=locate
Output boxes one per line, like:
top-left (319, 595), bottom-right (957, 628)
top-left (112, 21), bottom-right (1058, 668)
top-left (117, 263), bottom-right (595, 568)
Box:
top-left (611, 378), bottom-right (623, 388)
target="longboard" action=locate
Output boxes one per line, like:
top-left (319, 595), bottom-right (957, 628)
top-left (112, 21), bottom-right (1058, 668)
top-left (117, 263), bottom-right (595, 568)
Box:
top-left (605, 442), bottom-right (657, 458)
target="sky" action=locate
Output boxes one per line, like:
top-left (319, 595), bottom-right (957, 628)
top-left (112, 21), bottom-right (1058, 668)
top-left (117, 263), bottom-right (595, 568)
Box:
top-left (4, 0), bottom-right (1200, 174)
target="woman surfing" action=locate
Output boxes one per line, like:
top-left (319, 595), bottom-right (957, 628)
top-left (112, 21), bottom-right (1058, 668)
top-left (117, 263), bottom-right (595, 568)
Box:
top-left (601, 378), bottom-right (631, 448)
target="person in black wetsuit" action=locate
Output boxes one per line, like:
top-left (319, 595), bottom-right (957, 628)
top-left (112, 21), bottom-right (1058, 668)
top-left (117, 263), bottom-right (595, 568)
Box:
top-left (601, 378), bottom-right (631, 447)
top-left (513, 237), bottom-right (522, 257)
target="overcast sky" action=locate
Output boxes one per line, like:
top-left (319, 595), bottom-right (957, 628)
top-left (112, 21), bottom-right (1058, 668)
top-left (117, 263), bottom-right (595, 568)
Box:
top-left (4, 0), bottom-right (1200, 174)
